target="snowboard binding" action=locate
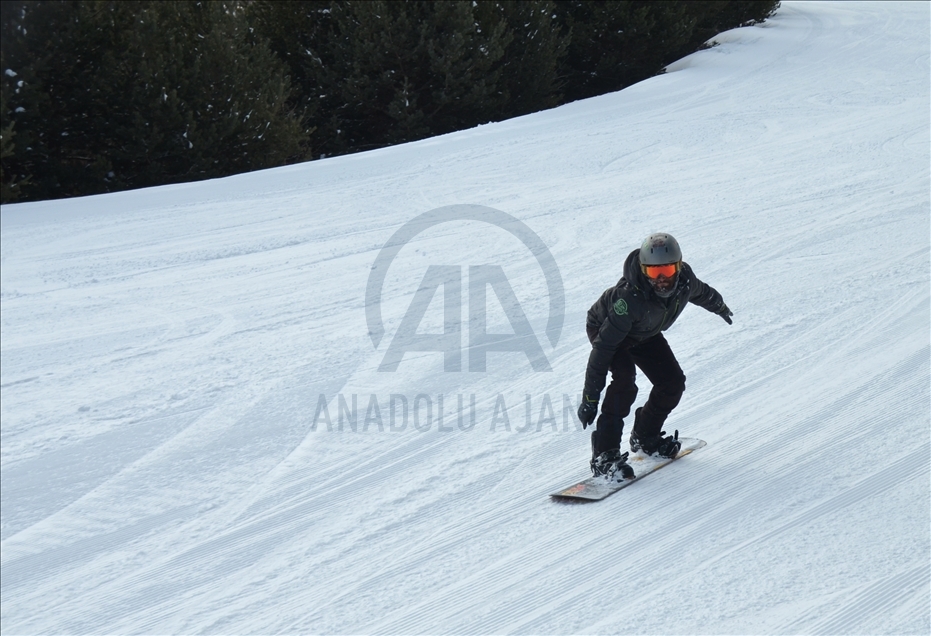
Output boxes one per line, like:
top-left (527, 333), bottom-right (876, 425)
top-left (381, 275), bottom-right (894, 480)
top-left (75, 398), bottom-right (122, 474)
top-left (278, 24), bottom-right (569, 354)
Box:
top-left (590, 450), bottom-right (636, 481)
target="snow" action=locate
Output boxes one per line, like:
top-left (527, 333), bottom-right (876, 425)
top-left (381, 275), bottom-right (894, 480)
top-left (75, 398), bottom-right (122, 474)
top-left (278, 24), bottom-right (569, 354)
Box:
top-left (1, 1), bottom-right (929, 633)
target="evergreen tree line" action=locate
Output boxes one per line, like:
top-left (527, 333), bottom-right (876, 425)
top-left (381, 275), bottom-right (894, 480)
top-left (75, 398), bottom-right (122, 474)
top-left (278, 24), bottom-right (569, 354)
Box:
top-left (1, 0), bottom-right (779, 204)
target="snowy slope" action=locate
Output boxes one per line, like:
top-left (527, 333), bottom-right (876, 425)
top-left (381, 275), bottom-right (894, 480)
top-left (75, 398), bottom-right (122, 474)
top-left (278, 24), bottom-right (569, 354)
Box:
top-left (1, 1), bottom-right (928, 633)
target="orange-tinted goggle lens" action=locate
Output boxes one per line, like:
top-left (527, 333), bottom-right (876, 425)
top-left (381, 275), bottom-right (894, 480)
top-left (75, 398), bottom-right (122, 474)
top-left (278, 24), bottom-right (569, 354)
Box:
top-left (643, 263), bottom-right (679, 279)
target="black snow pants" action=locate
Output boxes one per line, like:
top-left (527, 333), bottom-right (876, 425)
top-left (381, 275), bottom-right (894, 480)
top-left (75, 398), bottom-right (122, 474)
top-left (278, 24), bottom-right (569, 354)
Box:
top-left (586, 327), bottom-right (686, 456)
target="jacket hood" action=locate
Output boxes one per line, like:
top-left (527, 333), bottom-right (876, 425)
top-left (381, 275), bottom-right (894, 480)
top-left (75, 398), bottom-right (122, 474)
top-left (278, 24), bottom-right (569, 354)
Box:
top-left (622, 249), bottom-right (648, 293)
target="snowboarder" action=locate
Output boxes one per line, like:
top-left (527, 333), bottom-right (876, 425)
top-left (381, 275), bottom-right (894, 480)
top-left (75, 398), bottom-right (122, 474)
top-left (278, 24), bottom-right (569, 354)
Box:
top-left (577, 233), bottom-right (732, 479)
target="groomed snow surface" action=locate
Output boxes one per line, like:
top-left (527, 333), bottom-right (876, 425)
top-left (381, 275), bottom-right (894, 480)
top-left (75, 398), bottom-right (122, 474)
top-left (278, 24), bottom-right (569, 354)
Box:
top-left (1, 2), bottom-right (928, 634)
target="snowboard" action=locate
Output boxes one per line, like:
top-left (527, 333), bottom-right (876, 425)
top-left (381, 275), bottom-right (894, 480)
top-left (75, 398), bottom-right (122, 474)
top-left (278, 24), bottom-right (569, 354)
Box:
top-left (550, 438), bottom-right (706, 502)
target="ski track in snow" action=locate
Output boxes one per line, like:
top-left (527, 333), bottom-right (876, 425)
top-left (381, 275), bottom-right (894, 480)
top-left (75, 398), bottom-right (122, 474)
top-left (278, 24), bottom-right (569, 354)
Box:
top-left (1, 1), bottom-right (929, 634)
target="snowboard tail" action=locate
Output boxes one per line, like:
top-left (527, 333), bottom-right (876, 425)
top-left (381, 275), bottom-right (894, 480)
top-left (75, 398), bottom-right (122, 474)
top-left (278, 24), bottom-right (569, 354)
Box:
top-left (550, 438), bottom-right (706, 502)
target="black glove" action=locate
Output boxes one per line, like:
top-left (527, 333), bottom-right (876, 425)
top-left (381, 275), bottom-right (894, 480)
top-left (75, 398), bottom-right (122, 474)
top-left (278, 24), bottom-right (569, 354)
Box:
top-left (578, 394), bottom-right (599, 429)
top-left (716, 302), bottom-right (733, 325)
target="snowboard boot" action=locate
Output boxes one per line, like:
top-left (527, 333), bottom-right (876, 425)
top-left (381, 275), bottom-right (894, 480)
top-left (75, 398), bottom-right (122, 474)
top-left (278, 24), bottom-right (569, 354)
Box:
top-left (630, 408), bottom-right (681, 458)
top-left (590, 449), bottom-right (635, 480)
top-left (629, 429), bottom-right (681, 458)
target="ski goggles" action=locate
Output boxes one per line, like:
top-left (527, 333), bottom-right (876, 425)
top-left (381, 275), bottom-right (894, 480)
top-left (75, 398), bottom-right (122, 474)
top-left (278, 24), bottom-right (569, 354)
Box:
top-left (641, 262), bottom-right (681, 279)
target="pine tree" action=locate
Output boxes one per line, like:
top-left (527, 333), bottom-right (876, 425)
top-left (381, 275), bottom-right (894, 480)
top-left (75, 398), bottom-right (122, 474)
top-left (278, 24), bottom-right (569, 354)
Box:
top-left (1, 1), bottom-right (99, 199)
top-left (1, 1), bottom-right (311, 202)
top-left (245, 0), bottom-right (330, 145)
top-left (685, 1), bottom-right (781, 50)
top-left (105, 1), bottom-right (311, 188)
top-left (317, 0), bottom-right (510, 154)
top-left (477, 1), bottom-right (569, 120)
top-left (554, 1), bottom-right (779, 103)
top-left (0, 38), bottom-right (29, 201)
top-left (556, 1), bottom-right (698, 103)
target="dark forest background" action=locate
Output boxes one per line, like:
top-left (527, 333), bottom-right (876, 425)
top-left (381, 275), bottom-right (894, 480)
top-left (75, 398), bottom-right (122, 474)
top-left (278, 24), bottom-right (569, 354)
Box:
top-left (0, 0), bottom-right (779, 204)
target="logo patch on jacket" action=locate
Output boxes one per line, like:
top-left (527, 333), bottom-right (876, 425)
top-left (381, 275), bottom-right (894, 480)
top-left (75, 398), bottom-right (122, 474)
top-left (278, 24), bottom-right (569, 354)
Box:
top-left (613, 298), bottom-right (628, 316)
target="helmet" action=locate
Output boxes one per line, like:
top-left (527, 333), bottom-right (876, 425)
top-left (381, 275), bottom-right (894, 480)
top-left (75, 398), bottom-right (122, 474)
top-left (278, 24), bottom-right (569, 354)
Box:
top-left (639, 233), bottom-right (682, 298)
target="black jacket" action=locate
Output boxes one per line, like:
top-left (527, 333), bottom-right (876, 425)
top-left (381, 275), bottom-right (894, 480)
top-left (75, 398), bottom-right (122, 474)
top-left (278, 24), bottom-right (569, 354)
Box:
top-left (583, 249), bottom-right (725, 397)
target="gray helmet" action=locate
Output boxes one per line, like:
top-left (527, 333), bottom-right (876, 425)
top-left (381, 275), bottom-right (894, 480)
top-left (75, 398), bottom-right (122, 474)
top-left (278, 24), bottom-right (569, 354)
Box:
top-left (639, 233), bottom-right (682, 265)
top-left (639, 233), bottom-right (682, 298)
